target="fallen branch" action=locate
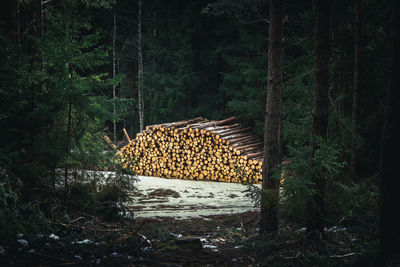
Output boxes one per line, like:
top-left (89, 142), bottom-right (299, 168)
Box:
top-left (283, 251), bottom-right (301, 260)
top-left (330, 252), bottom-right (357, 258)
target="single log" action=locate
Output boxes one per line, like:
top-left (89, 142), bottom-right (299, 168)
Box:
top-left (241, 145), bottom-right (264, 154)
top-left (227, 135), bottom-right (259, 145)
top-left (234, 142), bottom-right (263, 150)
top-left (212, 126), bottom-right (240, 135)
top-left (213, 116), bottom-right (236, 126)
top-left (146, 117), bottom-right (207, 130)
top-left (222, 132), bottom-right (251, 141)
top-left (187, 117), bottom-right (236, 130)
top-left (243, 151), bottom-right (264, 160)
top-left (123, 128), bottom-right (131, 143)
top-left (104, 135), bottom-right (117, 149)
top-left (218, 127), bottom-right (251, 138)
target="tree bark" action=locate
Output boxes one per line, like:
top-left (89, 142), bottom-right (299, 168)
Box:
top-left (137, 0), bottom-right (144, 132)
top-left (259, 0), bottom-right (283, 236)
top-left (113, 3), bottom-right (117, 143)
top-left (351, 0), bottom-right (361, 179)
top-left (307, 0), bottom-right (331, 240)
top-left (379, 0), bottom-right (400, 263)
top-left (11, 0), bottom-right (20, 45)
top-left (33, 0), bottom-right (43, 38)
top-left (29, 0), bottom-right (44, 164)
top-left (64, 1), bottom-right (70, 192)
top-left (64, 102), bottom-right (72, 191)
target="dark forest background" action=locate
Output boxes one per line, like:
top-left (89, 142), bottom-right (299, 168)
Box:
top-left (0, 0), bottom-right (391, 178)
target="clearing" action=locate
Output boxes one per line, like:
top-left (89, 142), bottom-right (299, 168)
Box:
top-left (126, 175), bottom-right (260, 219)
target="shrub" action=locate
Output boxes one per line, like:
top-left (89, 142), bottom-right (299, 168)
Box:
top-left (281, 137), bottom-right (345, 225)
top-left (0, 168), bottom-right (42, 242)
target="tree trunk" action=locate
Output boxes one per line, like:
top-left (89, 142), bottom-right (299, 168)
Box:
top-left (11, 0), bottom-right (20, 45)
top-left (379, 0), bottom-right (400, 263)
top-left (33, 0), bottom-right (43, 38)
top-left (64, 1), bottom-right (70, 192)
top-left (118, 57), bottom-right (125, 131)
top-left (64, 102), bottom-right (72, 191)
top-left (351, 0), bottom-right (361, 179)
top-left (307, 0), bottom-right (331, 240)
top-left (137, 0), bottom-right (144, 132)
top-left (113, 3), bottom-right (117, 143)
top-left (259, 0), bottom-right (283, 236)
top-left (153, 0), bottom-right (157, 38)
top-left (29, 0), bottom-right (44, 164)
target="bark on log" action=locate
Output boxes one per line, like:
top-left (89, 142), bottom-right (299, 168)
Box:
top-left (119, 117), bottom-right (263, 184)
top-left (104, 135), bottom-right (117, 149)
top-left (123, 128), bottom-right (131, 143)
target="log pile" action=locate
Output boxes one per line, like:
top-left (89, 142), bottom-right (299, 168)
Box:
top-left (119, 117), bottom-right (263, 184)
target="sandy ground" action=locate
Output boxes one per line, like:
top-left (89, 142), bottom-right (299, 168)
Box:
top-left (126, 176), bottom-right (260, 219)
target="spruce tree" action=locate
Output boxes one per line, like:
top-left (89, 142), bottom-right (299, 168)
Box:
top-left (259, 0), bottom-right (283, 236)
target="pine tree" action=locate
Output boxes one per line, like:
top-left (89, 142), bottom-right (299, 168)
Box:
top-left (0, 0), bottom-right (117, 189)
top-left (351, 0), bottom-right (361, 178)
top-left (259, 0), bottom-right (283, 236)
top-left (113, 2), bottom-right (117, 143)
top-left (307, 0), bottom-right (331, 239)
top-left (137, 0), bottom-right (144, 132)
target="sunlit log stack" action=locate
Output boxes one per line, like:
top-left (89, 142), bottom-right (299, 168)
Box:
top-left (119, 117), bottom-right (263, 184)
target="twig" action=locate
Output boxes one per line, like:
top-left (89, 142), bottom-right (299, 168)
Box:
top-left (240, 220), bottom-right (246, 233)
top-left (330, 252), bottom-right (357, 258)
top-left (70, 216), bottom-right (84, 224)
top-left (284, 251), bottom-right (301, 260)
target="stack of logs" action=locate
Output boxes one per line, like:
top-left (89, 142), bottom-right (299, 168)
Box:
top-left (119, 117), bottom-right (263, 184)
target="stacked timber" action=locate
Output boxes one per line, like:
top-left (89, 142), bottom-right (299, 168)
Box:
top-left (119, 117), bottom-right (263, 184)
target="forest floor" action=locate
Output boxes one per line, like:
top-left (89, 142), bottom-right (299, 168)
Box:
top-left (1, 175), bottom-right (380, 266)
top-left (1, 210), bottom-right (379, 266)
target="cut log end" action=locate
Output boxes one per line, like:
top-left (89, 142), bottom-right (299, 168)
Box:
top-left (119, 117), bottom-right (263, 184)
